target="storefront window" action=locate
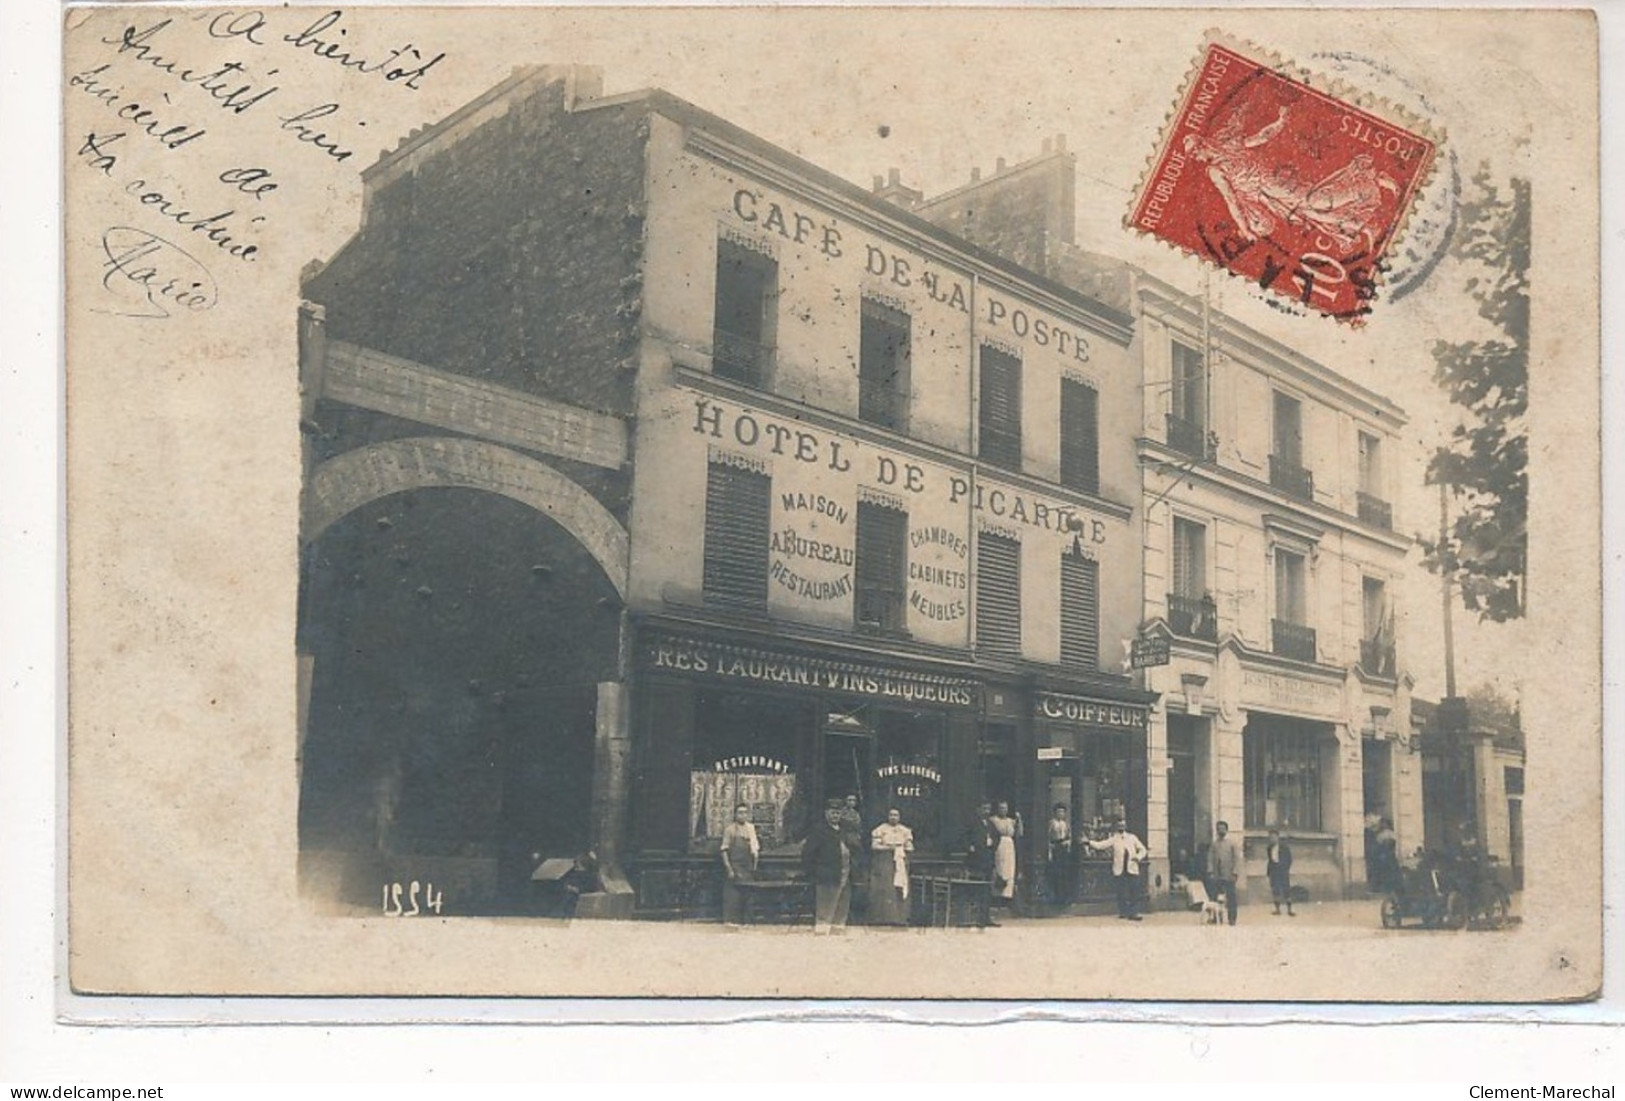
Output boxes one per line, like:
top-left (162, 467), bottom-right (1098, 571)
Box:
top-left (689, 691), bottom-right (810, 854)
top-left (872, 708), bottom-right (945, 850)
top-left (1244, 718), bottom-right (1326, 831)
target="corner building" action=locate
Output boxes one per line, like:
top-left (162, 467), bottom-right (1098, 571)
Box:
top-left (912, 149), bottom-right (1423, 903)
top-left (296, 66), bottom-right (1154, 918)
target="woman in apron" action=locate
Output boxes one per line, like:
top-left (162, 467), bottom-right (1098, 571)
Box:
top-left (989, 801), bottom-right (1023, 903)
top-left (868, 808), bottom-right (914, 925)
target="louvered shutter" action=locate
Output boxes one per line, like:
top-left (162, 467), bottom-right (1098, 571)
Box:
top-left (1060, 553), bottom-right (1100, 669)
top-left (1059, 377), bottom-right (1099, 495)
top-left (855, 501), bottom-right (908, 631)
top-left (703, 463), bottom-right (770, 606)
top-left (976, 533), bottom-right (1022, 656)
top-left (979, 347), bottom-right (1022, 469)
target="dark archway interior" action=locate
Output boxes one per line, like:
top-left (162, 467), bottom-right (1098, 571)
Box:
top-left (298, 487), bottom-right (621, 912)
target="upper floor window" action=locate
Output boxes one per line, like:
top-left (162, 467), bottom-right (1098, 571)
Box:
top-left (712, 239), bottom-right (777, 386)
top-left (702, 460), bottom-right (771, 607)
top-left (978, 346), bottom-right (1022, 471)
top-left (1270, 392), bottom-right (1313, 501)
top-left (975, 532), bottom-right (1022, 656)
top-left (1169, 517), bottom-right (1216, 641)
top-left (1362, 576), bottom-right (1396, 676)
top-left (1168, 341), bottom-right (1209, 458)
top-left (1059, 552), bottom-right (1100, 669)
top-left (1357, 431), bottom-right (1392, 528)
top-left (1271, 546), bottom-right (1315, 662)
top-left (854, 500), bottom-right (908, 634)
top-left (858, 299), bottom-right (911, 432)
top-left (1059, 377), bottom-right (1100, 496)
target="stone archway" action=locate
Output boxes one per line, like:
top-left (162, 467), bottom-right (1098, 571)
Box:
top-left (305, 436), bottom-right (628, 599)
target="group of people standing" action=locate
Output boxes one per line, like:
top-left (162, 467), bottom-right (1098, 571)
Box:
top-left (721, 797), bottom-right (918, 933)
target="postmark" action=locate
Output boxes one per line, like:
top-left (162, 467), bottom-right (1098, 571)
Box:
top-left (1127, 35), bottom-right (1440, 323)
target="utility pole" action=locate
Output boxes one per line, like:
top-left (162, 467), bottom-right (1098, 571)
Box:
top-left (1439, 482), bottom-right (1457, 699)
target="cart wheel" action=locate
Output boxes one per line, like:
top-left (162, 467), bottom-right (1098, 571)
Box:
top-left (1380, 894), bottom-right (1403, 929)
top-left (1442, 890), bottom-right (1468, 930)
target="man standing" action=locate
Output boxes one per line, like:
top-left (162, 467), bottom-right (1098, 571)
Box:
top-left (1265, 828), bottom-right (1295, 917)
top-left (1046, 803), bottom-right (1073, 907)
top-left (1086, 817), bottom-right (1149, 920)
top-left (720, 803), bottom-right (760, 926)
top-left (802, 797), bottom-right (860, 934)
top-left (1208, 820), bottom-right (1245, 925)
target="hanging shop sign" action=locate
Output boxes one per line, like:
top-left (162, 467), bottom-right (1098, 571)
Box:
top-left (647, 635), bottom-right (980, 708)
top-left (1131, 636), bottom-right (1172, 669)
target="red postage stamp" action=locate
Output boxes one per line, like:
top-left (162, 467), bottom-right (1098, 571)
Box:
top-left (1128, 37), bottom-right (1439, 322)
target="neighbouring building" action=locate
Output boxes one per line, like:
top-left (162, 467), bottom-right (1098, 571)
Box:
top-left (913, 145), bottom-right (1422, 903)
top-left (1413, 697), bottom-right (1525, 890)
top-left (296, 66), bottom-right (1156, 918)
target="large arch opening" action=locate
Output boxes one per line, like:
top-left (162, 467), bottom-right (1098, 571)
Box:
top-left (297, 486), bottom-right (622, 914)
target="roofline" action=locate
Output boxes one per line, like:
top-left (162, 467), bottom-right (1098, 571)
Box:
top-left (1136, 271), bottom-right (1409, 425)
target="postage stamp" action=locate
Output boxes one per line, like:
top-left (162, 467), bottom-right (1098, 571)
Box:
top-left (1128, 36), bottom-right (1440, 322)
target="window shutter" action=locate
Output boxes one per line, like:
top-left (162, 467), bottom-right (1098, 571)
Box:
top-left (1059, 377), bottom-right (1099, 494)
top-left (1060, 553), bottom-right (1100, 669)
top-left (1172, 518), bottom-right (1206, 599)
top-left (976, 533), bottom-right (1022, 655)
top-left (978, 347), bottom-right (1023, 469)
top-left (855, 501), bottom-right (908, 631)
top-left (703, 463), bottom-right (770, 606)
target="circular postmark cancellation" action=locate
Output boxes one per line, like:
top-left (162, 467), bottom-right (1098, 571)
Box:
top-left (1126, 34), bottom-right (1445, 324)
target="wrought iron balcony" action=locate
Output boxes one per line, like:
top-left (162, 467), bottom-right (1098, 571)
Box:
top-left (1167, 593), bottom-right (1218, 641)
top-left (1269, 454), bottom-right (1315, 502)
top-left (712, 327), bottom-right (771, 386)
top-left (1361, 637), bottom-right (1397, 678)
top-left (1357, 491), bottom-right (1393, 530)
top-left (1165, 413), bottom-right (1214, 460)
top-left (1271, 618), bottom-right (1317, 663)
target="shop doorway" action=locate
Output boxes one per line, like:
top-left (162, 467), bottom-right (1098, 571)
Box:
top-left (1166, 718), bottom-right (1201, 881)
top-left (297, 488), bottom-right (620, 913)
top-left (1037, 732), bottom-right (1147, 904)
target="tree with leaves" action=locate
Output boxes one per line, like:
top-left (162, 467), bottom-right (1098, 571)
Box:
top-left (1422, 167), bottom-right (1528, 622)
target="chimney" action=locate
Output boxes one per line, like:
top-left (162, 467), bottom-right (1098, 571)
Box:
top-left (873, 166), bottom-right (923, 210)
top-left (996, 156), bottom-right (1007, 173)
top-left (970, 167), bottom-right (981, 182)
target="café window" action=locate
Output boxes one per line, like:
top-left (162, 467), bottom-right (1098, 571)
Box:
top-left (1059, 552), bottom-right (1100, 669)
top-left (870, 708), bottom-right (947, 850)
top-left (1244, 719), bottom-right (1326, 831)
top-left (1059, 377), bottom-right (1100, 495)
top-left (854, 500), bottom-right (908, 633)
top-left (712, 238), bottom-right (778, 386)
top-left (858, 299), bottom-right (911, 432)
top-left (689, 691), bottom-right (810, 854)
top-left (976, 532), bottom-right (1022, 656)
top-left (978, 345), bottom-right (1023, 470)
top-left (702, 460), bottom-right (771, 607)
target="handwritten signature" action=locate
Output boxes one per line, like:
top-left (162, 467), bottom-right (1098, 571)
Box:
top-left (98, 226), bottom-right (219, 319)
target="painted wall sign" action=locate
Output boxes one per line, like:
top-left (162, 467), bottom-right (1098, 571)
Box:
top-left (648, 636), bottom-right (980, 708)
top-left (1035, 692), bottom-right (1149, 729)
top-left (1241, 669), bottom-right (1342, 714)
top-left (770, 489), bottom-right (854, 601)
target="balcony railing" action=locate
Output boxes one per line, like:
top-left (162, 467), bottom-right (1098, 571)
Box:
top-left (1360, 637), bottom-right (1397, 678)
top-left (1269, 454), bottom-right (1315, 502)
top-left (1167, 593), bottom-right (1218, 641)
top-left (1165, 413), bottom-right (1214, 460)
top-left (712, 328), bottom-right (771, 386)
top-left (1357, 491), bottom-right (1393, 530)
top-left (1271, 618), bottom-right (1318, 663)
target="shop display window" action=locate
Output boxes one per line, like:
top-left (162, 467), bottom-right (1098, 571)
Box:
top-left (689, 691), bottom-right (811, 854)
top-left (871, 708), bottom-right (945, 850)
top-left (1244, 719), bottom-right (1327, 831)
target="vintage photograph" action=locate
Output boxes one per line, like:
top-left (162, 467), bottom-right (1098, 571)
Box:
top-left (62, 6), bottom-right (1601, 1001)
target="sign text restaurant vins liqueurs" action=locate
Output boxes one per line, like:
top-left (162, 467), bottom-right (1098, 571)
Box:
top-left (729, 187), bottom-right (1096, 363)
